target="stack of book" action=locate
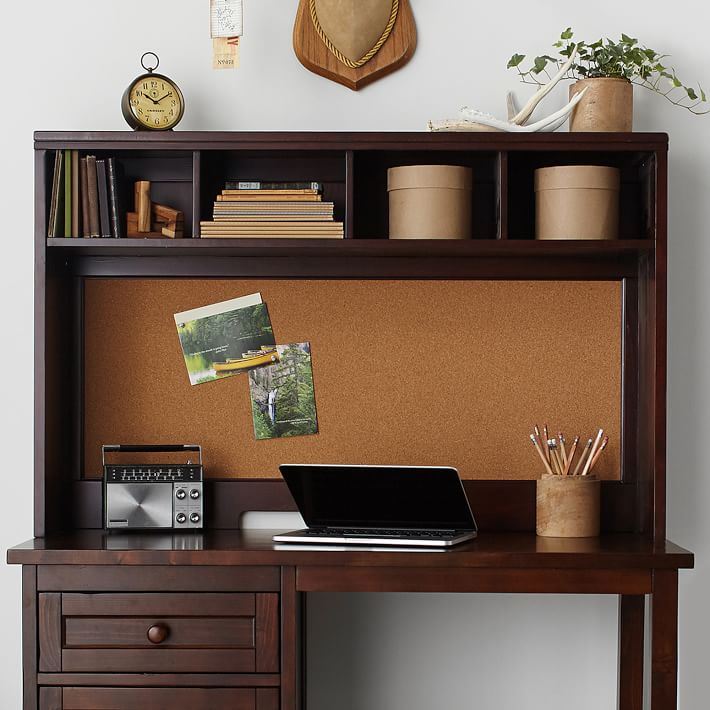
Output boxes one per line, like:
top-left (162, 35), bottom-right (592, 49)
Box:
top-left (47, 150), bottom-right (123, 238)
top-left (200, 181), bottom-right (344, 239)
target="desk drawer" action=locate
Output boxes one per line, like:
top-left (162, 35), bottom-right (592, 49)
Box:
top-left (39, 592), bottom-right (279, 674)
top-left (40, 687), bottom-right (279, 710)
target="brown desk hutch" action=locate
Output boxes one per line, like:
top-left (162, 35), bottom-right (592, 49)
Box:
top-left (8, 131), bottom-right (693, 710)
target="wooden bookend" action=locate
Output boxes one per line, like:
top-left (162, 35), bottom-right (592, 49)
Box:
top-left (293, 0), bottom-right (417, 90)
top-left (125, 212), bottom-right (164, 239)
top-left (135, 181), bottom-right (151, 232)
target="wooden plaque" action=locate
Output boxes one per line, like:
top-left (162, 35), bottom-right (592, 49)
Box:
top-left (84, 279), bottom-right (621, 481)
top-left (293, 0), bottom-right (417, 90)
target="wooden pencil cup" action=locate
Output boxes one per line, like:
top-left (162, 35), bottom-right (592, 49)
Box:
top-left (536, 474), bottom-right (600, 537)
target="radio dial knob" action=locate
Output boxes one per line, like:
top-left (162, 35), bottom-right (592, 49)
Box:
top-left (175, 489), bottom-right (186, 499)
top-left (190, 512), bottom-right (200, 524)
top-left (190, 489), bottom-right (200, 499)
top-left (176, 513), bottom-right (187, 524)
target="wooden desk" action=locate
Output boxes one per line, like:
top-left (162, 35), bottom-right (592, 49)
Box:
top-left (9, 530), bottom-right (693, 710)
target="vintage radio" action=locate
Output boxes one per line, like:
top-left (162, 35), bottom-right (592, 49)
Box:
top-left (103, 444), bottom-right (203, 530)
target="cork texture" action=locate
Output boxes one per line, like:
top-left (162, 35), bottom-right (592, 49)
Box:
top-left (84, 279), bottom-right (622, 480)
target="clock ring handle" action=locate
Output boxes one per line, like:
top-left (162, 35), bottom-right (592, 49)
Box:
top-left (140, 51), bottom-right (160, 73)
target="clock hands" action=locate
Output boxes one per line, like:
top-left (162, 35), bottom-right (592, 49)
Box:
top-left (153, 92), bottom-right (172, 103)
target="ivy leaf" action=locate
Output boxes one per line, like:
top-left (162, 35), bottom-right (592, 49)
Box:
top-left (561, 27), bottom-right (573, 40)
top-left (507, 53), bottom-right (525, 68)
top-left (533, 56), bottom-right (548, 74)
top-left (621, 33), bottom-right (637, 45)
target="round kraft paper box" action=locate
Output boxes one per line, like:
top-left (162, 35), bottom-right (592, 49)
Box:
top-left (536, 474), bottom-right (601, 538)
top-left (534, 165), bottom-right (620, 240)
top-left (388, 165), bottom-right (473, 239)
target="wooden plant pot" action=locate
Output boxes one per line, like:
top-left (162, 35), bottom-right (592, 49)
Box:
top-left (569, 78), bottom-right (633, 132)
top-left (536, 474), bottom-right (600, 537)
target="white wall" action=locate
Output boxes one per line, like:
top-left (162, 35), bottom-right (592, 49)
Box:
top-left (0, 2), bottom-right (707, 707)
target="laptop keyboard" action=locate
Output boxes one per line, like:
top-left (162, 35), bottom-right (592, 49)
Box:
top-left (304, 528), bottom-right (459, 539)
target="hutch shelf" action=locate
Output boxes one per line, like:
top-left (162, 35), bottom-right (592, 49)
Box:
top-left (9, 131), bottom-right (692, 710)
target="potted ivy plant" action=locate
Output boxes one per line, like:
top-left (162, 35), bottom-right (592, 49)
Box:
top-left (508, 28), bottom-right (708, 131)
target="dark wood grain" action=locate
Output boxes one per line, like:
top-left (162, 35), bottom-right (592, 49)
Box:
top-left (296, 566), bottom-right (652, 594)
top-left (62, 648), bottom-right (255, 673)
top-left (64, 617), bottom-right (254, 648)
top-left (39, 686), bottom-right (61, 710)
top-left (651, 569), bottom-right (678, 709)
top-left (37, 673), bottom-right (280, 687)
top-left (281, 567), bottom-right (300, 710)
top-left (23, 566), bottom-right (37, 710)
top-left (653, 150), bottom-right (669, 543)
top-left (256, 594), bottom-right (280, 673)
top-left (61, 592), bottom-right (255, 616)
top-left (38, 593), bottom-right (62, 672)
top-left (61, 687), bottom-right (256, 710)
top-left (37, 565), bottom-right (280, 591)
top-left (34, 131), bottom-right (669, 152)
top-left (9, 530), bottom-right (694, 569)
top-left (257, 688), bottom-right (280, 710)
top-left (618, 595), bottom-right (644, 710)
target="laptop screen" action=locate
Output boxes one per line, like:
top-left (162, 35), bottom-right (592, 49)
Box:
top-left (279, 464), bottom-right (476, 530)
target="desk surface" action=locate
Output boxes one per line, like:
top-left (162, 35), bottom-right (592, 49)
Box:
top-left (7, 530), bottom-right (694, 569)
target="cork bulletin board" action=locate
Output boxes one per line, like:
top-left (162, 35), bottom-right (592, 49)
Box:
top-left (84, 280), bottom-right (622, 481)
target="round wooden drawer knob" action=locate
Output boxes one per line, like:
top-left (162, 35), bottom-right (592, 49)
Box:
top-left (147, 623), bottom-right (169, 644)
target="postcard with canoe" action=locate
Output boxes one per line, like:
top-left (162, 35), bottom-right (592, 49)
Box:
top-left (249, 342), bottom-right (319, 440)
top-left (174, 293), bottom-right (277, 385)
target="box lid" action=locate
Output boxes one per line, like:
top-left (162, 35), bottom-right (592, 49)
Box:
top-left (388, 165), bottom-right (473, 191)
top-left (534, 165), bottom-right (620, 191)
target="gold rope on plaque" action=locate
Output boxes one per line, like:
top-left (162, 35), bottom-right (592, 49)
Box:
top-left (309, 0), bottom-right (399, 69)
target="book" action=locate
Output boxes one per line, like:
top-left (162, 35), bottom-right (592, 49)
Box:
top-left (85, 156), bottom-right (100, 238)
top-left (173, 293), bottom-right (276, 386)
top-left (96, 159), bottom-right (112, 238)
top-left (63, 149), bottom-right (72, 238)
top-left (225, 181), bottom-right (322, 191)
top-left (216, 193), bottom-right (322, 202)
top-left (80, 157), bottom-right (90, 238)
top-left (106, 157), bottom-right (122, 238)
top-left (47, 150), bottom-right (63, 238)
top-left (71, 150), bottom-right (80, 238)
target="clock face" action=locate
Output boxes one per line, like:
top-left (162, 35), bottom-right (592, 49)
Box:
top-left (127, 73), bottom-right (184, 130)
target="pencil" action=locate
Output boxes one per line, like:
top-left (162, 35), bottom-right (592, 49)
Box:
top-left (587, 436), bottom-right (609, 474)
top-left (582, 429), bottom-right (605, 476)
top-left (534, 425), bottom-right (547, 462)
top-left (543, 424), bottom-right (550, 461)
top-left (549, 439), bottom-right (563, 475)
top-left (563, 435), bottom-right (579, 476)
top-left (530, 434), bottom-right (554, 476)
top-left (558, 432), bottom-right (568, 468)
top-left (573, 438), bottom-right (593, 476)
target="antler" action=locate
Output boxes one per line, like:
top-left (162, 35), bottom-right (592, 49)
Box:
top-left (448, 87), bottom-right (587, 133)
top-left (509, 45), bottom-right (578, 125)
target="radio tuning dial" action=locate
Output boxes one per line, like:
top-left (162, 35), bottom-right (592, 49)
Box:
top-left (190, 513), bottom-right (200, 523)
top-left (175, 489), bottom-right (186, 499)
top-left (190, 489), bottom-right (200, 499)
top-left (176, 513), bottom-right (187, 524)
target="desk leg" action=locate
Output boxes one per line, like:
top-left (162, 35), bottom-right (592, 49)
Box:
top-left (650, 570), bottom-right (679, 709)
top-left (618, 595), bottom-right (644, 710)
top-left (281, 566), bottom-right (303, 710)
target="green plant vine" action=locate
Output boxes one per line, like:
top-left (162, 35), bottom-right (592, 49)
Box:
top-left (508, 28), bottom-right (708, 114)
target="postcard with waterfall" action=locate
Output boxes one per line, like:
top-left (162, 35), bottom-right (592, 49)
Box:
top-left (249, 342), bottom-right (319, 440)
top-left (174, 293), bottom-right (277, 385)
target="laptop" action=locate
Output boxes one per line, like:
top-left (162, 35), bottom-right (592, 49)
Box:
top-left (273, 464), bottom-right (477, 547)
